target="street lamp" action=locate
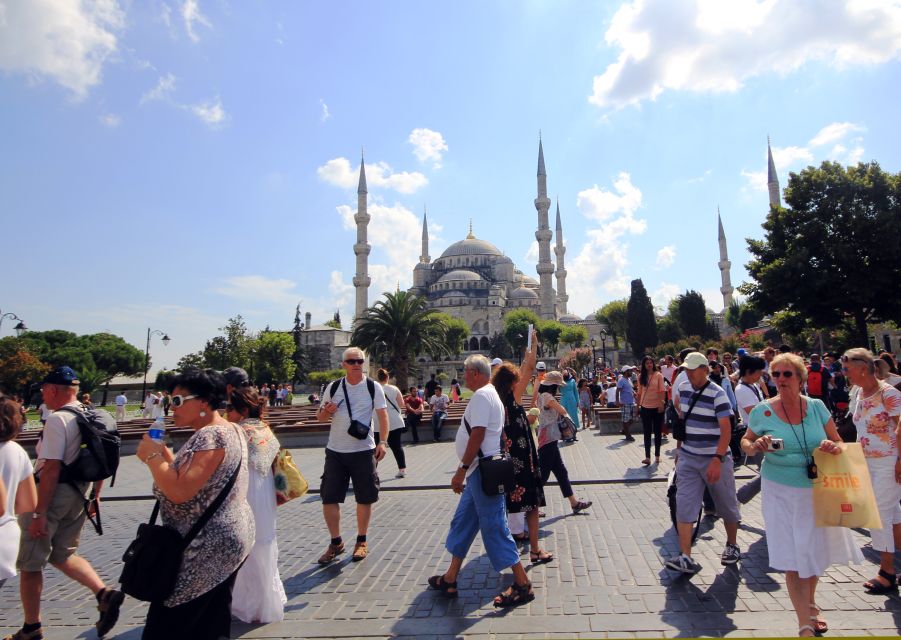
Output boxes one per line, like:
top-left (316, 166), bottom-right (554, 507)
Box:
top-left (141, 328), bottom-right (171, 402)
top-left (590, 338), bottom-right (597, 378)
top-left (599, 330), bottom-right (608, 370)
top-left (0, 311), bottom-right (26, 336)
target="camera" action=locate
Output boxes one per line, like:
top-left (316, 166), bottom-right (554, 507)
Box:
top-left (767, 438), bottom-right (784, 452)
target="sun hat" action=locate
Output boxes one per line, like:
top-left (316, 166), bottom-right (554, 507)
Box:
top-left (542, 370), bottom-right (564, 385)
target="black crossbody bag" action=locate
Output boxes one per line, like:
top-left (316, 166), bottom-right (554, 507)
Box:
top-left (119, 455), bottom-right (240, 602)
top-left (342, 379), bottom-right (373, 440)
top-left (672, 381), bottom-right (710, 441)
top-left (463, 416), bottom-right (515, 496)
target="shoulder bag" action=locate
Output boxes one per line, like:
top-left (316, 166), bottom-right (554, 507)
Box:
top-left (119, 453), bottom-right (241, 602)
top-left (342, 378), bottom-right (373, 440)
top-left (463, 416), bottom-right (515, 496)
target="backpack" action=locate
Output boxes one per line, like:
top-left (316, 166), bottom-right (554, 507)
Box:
top-left (55, 406), bottom-right (121, 484)
top-left (807, 367), bottom-right (824, 397)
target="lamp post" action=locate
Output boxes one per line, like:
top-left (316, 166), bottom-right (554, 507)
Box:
top-left (590, 338), bottom-right (597, 379)
top-left (141, 328), bottom-right (171, 403)
top-left (0, 311), bottom-right (27, 336)
top-left (599, 330), bottom-right (608, 370)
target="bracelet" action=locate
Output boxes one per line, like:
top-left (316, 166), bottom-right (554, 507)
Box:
top-left (32, 512), bottom-right (45, 519)
top-left (143, 452), bottom-right (163, 465)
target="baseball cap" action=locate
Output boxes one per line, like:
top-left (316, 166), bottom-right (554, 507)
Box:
top-left (536, 362), bottom-right (547, 371)
top-left (490, 357), bottom-right (503, 368)
top-left (41, 366), bottom-right (80, 386)
top-left (682, 352), bottom-right (709, 371)
top-left (736, 348), bottom-right (748, 357)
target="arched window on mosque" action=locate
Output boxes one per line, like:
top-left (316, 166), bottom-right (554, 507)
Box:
top-left (479, 337), bottom-right (490, 351)
top-left (469, 337), bottom-right (479, 351)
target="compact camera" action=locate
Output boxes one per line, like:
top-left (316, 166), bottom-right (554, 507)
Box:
top-left (767, 438), bottom-right (784, 452)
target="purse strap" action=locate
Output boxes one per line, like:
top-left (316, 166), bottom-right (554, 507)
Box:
top-left (462, 416), bottom-right (486, 459)
top-left (683, 380), bottom-right (711, 423)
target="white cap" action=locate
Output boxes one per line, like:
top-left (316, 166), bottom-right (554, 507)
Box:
top-left (536, 361), bottom-right (547, 370)
top-left (490, 357), bottom-right (503, 367)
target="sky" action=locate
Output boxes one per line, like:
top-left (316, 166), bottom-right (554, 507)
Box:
top-left (1, 0), bottom-right (900, 371)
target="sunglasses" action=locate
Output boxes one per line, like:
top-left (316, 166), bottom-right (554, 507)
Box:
top-left (770, 371), bottom-right (794, 378)
top-left (841, 355), bottom-right (868, 365)
top-left (344, 359), bottom-right (365, 365)
top-left (170, 394), bottom-right (198, 407)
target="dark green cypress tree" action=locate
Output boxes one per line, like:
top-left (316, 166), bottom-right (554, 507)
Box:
top-left (626, 278), bottom-right (658, 359)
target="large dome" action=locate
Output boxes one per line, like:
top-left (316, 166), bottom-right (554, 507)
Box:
top-left (439, 237), bottom-right (503, 259)
top-left (510, 287), bottom-right (539, 299)
top-left (437, 269), bottom-right (484, 283)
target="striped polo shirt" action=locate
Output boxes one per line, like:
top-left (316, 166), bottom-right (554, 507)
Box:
top-left (676, 378), bottom-right (733, 457)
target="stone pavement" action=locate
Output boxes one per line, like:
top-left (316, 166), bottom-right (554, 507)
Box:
top-left (2, 426), bottom-right (900, 639)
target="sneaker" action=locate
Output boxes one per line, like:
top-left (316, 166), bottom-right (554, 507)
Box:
top-left (95, 588), bottom-right (125, 637)
top-left (317, 541), bottom-right (345, 565)
top-left (625, 435), bottom-right (636, 442)
top-left (395, 470), bottom-right (406, 478)
top-left (665, 553), bottom-right (702, 574)
top-left (721, 543), bottom-right (741, 566)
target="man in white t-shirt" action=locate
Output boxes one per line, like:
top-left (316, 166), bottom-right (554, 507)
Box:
top-left (427, 355), bottom-right (533, 606)
top-left (315, 347), bottom-right (389, 565)
top-left (12, 366), bottom-right (125, 640)
top-left (114, 393), bottom-right (128, 422)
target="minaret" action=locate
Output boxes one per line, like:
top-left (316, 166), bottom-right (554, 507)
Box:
top-left (767, 137), bottom-right (781, 208)
top-left (420, 206), bottom-right (430, 264)
top-left (553, 199), bottom-right (568, 315)
top-left (353, 153), bottom-right (371, 324)
top-left (717, 207), bottom-right (734, 309)
top-left (534, 136), bottom-right (556, 320)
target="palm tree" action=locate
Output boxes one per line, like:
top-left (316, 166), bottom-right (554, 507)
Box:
top-left (351, 291), bottom-right (448, 387)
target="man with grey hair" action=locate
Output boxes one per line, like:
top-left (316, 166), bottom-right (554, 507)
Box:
top-left (427, 355), bottom-right (534, 607)
top-left (316, 347), bottom-right (389, 564)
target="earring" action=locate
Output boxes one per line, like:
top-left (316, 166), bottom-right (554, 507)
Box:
top-left (199, 411), bottom-right (206, 417)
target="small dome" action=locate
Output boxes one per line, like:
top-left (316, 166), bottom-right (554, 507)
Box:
top-left (437, 269), bottom-right (484, 283)
top-left (522, 275), bottom-right (539, 287)
top-left (438, 237), bottom-right (503, 259)
top-left (558, 313), bottom-right (582, 324)
top-left (584, 313), bottom-right (596, 321)
top-left (510, 287), bottom-right (539, 300)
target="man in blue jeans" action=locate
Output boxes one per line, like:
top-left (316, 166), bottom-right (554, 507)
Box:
top-left (426, 355), bottom-right (533, 607)
top-left (428, 385), bottom-right (450, 441)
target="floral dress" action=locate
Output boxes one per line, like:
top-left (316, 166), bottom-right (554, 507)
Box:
top-left (502, 399), bottom-right (545, 513)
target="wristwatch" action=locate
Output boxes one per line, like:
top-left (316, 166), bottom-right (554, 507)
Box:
top-left (714, 453), bottom-right (727, 463)
top-left (458, 463), bottom-right (470, 470)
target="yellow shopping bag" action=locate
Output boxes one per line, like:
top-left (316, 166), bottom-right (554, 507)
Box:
top-left (812, 443), bottom-right (882, 529)
top-left (273, 449), bottom-right (308, 505)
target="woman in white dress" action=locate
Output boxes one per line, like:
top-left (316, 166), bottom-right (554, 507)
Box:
top-left (0, 393), bottom-right (38, 589)
top-left (226, 386), bottom-right (287, 623)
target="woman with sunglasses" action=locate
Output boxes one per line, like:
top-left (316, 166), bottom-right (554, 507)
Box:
top-left (841, 348), bottom-right (901, 595)
top-left (636, 355), bottom-right (665, 466)
top-left (741, 353), bottom-right (861, 637)
top-left (225, 386), bottom-right (287, 623)
top-left (136, 368), bottom-right (254, 640)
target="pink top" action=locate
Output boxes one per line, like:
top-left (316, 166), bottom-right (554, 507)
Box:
top-left (638, 372), bottom-right (665, 409)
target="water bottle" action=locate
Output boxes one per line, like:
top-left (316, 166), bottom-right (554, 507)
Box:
top-left (149, 416), bottom-right (166, 443)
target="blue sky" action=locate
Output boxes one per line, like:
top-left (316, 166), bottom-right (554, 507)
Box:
top-left (2, 0), bottom-right (900, 370)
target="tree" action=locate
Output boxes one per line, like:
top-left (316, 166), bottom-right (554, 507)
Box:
top-left (433, 313), bottom-right (469, 359)
top-left (595, 299), bottom-right (628, 349)
top-left (559, 347), bottom-right (592, 372)
top-left (726, 301), bottom-right (763, 333)
top-left (351, 291), bottom-right (447, 388)
top-left (503, 309), bottom-right (541, 360)
top-left (254, 332), bottom-right (297, 384)
top-left (538, 320), bottom-right (565, 356)
top-left (0, 349), bottom-right (50, 395)
top-left (177, 352), bottom-right (206, 370)
top-left (656, 316), bottom-right (683, 344)
top-left (154, 370), bottom-right (177, 391)
top-left (626, 278), bottom-right (658, 358)
top-left (324, 318), bottom-right (342, 330)
top-left (674, 291), bottom-right (709, 338)
top-left (742, 161), bottom-right (901, 346)
top-left (308, 369), bottom-right (345, 388)
top-left (202, 315), bottom-right (256, 371)
top-left (560, 325), bottom-right (588, 349)
top-left (488, 332), bottom-right (512, 359)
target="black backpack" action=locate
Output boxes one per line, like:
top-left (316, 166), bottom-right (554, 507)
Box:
top-left (55, 406), bottom-right (121, 484)
top-left (328, 378), bottom-right (376, 408)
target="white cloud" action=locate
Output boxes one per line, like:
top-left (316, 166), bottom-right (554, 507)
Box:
top-left (99, 113), bottom-right (121, 127)
top-left (771, 145), bottom-right (814, 168)
top-left (319, 99), bottom-right (330, 122)
top-left (214, 275), bottom-right (300, 306)
top-left (182, 0), bottom-right (211, 43)
top-left (567, 172), bottom-right (648, 313)
top-left (845, 145), bottom-right (865, 164)
top-left (590, 0), bottom-right (901, 110)
top-left (317, 157), bottom-right (428, 194)
top-left (524, 240), bottom-right (539, 265)
top-left (651, 282), bottom-right (680, 312)
top-left (140, 73), bottom-right (176, 104)
top-left (0, 0), bottom-right (125, 99)
top-left (741, 169), bottom-right (767, 192)
top-left (189, 97), bottom-right (227, 127)
top-left (809, 121), bottom-right (866, 147)
top-left (656, 245), bottom-right (676, 269)
top-left (408, 128), bottom-right (448, 168)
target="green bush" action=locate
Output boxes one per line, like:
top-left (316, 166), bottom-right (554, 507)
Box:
top-left (308, 369), bottom-right (345, 387)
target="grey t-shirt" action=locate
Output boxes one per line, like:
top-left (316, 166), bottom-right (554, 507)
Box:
top-left (322, 377), bottom-right (387, 453)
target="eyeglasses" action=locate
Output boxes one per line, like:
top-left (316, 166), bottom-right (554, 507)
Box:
top-left (770, 371), bottom-right (794, 378)
top-left (170, 394), bottom-right (198, 407)
top-left (841, 355), bottom-right (868, 365)
top-left (344, 359), bottom-right (365, 365)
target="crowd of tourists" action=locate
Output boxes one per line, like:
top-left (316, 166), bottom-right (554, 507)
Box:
top-left (0, 337), bottom-right (898, 639)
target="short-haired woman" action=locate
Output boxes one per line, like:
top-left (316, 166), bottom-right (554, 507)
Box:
top-left (136, 368), bottom-right (254, 639)
top-left (0, 393), bottom-right (38, 590)
top-left (226, 385), bottom-right (287, 623)
top-left (741, 353), bottom-right (862, 637)
top-left (841, 348), bottom-right (901, 595)
top-left (637, 355), bottom-right (665, 466)
top-left (376, 369), bottom-right (407, 478)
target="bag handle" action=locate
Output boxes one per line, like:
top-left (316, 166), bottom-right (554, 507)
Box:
top-left (462, 416), bottom-right (487, 460)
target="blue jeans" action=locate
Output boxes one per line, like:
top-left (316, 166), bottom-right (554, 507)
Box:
top-left (445, 467), bottom-right (520, 572)
top-left (431, 410), bottom-right (447, 440)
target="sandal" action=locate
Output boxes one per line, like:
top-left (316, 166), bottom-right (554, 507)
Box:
top-left (427, 574), bottom-right (458, 598)
top-left (641, 458), bottom-right (651, 466)
top-left (493, 581), bottom-right (534, 608)
top-left (530, 550), bottom-right (554, 564)
top-left (572, 500), bottom-right (592, 514)
top-left (863, 568), bottom-right (899, 594)
top-left (809, 603), bottom-right (828, 634)
top-left (798, 624), bottom-right (816, 637)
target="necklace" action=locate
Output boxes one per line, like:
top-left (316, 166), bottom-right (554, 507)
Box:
top-left (779, 397), bottom-right (817, 479)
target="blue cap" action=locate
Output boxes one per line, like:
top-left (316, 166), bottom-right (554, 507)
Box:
top-left (736, 348), bottom-right (748, 357)
top-left (41, 366), bottom-right (80, 386)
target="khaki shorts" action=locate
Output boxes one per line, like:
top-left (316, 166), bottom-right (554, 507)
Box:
top-left (17, 483), bottom-right (88, 572)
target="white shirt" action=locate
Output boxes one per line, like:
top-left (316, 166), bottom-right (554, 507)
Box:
top-left (672, 370), bottom-right (689, 406)
top-left (660, 365), bottom-right (677, 384)
top-left (322, 376), bottom-right (387, 453)
top-left (35, 401), bottom-right (83, 475)
top-left (734, 381), bottom-right (764, 426)
top-left (605, 386), bottom-right (617, 404)
top-left (0, 441), bottom-right (33, 580)
top-left (456, 383), bottom-right (504, 479)
top-left (382, 383), bottom-right (406, 431)
top-left (39, 404), bottom-right (53, 421)
top-left (114, 394), bottom-right (127, 407)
